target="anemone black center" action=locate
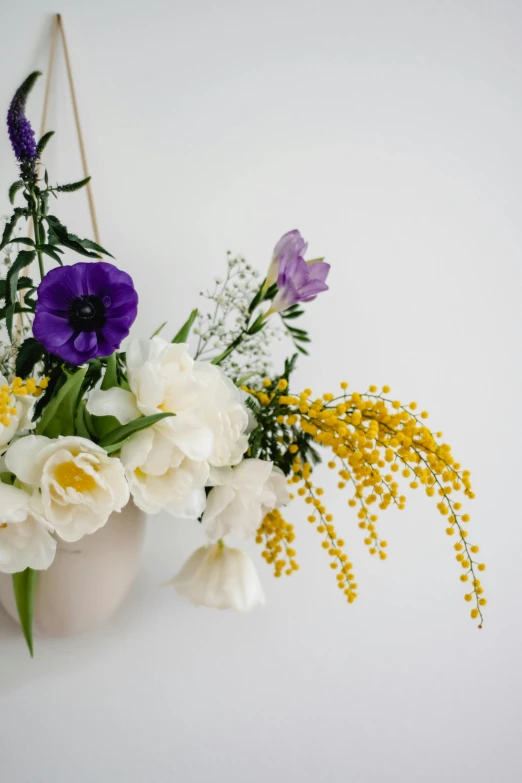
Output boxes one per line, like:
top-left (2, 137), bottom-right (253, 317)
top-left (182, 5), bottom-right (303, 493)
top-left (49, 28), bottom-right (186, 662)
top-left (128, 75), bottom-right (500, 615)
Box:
top-left (68, 295), bottom-right (106, 331)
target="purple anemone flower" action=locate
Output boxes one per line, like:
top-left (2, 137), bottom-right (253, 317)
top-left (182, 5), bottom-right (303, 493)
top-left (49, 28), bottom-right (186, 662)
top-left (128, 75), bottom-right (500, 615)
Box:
top-left (265, 229), bottom-right (308, 288)
top-left (7, 72), bottom-right (40, 164)
top-left (33, 262), bottom-right (139, 365)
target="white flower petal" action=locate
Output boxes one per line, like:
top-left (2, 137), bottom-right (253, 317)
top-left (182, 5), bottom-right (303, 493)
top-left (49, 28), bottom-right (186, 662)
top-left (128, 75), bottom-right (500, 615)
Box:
top-left (169, 544), bottom-right (265, 612)
top-left (86, 387), bottom-right (140, 425)
top-left (5, 435), bottom-right (51, 485)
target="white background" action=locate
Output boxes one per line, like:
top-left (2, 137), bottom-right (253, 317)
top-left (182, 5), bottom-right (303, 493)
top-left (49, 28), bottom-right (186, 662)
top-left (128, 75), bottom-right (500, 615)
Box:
top-left (0, 1), bottom-right (521, 781)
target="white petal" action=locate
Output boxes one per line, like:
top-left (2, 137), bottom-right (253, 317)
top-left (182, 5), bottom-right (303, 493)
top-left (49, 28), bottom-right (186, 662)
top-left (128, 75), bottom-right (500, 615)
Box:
top-left (5, 435), bottom-right (51, 485)
top-left (86, 387), bottom-right (140, 425)
top-left (202, 485), bottom-right (236, 523)
top-left (0, 483), bottom-right (31, 521)
top-left (169, 544), bottom-right (265, 612)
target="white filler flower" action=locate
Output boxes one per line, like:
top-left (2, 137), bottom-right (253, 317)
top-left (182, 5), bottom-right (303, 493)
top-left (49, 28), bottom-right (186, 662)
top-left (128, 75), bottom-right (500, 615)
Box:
top-left (203, 458), bottom-right (290, 541)
top-left (87, 337), bottom-right (249, 516)
top-left (0, 483), bottom-right (56, 573)
top-left (168, 543), bottom-right (265, 612)
top-left (5, 435), bottom-right (129, 542)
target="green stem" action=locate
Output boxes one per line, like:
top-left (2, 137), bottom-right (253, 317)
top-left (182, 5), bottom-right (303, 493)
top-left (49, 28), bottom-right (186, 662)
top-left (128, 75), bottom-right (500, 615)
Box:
top-left (30, 187), bottom-right (44, 281)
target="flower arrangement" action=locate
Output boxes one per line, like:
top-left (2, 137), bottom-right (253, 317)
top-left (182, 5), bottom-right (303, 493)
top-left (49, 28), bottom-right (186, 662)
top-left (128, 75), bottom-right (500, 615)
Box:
top-left (0, 72), bottom-right (486, 655)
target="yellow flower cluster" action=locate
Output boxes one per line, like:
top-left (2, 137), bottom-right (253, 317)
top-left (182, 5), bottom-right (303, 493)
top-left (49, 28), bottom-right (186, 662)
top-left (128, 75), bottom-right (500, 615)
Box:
top-left (0, 377), bottom-right (48, 427)
top-left (249, 381), bottom-right (486, 625)
top-left (256, 508), bottom-right (299, 577)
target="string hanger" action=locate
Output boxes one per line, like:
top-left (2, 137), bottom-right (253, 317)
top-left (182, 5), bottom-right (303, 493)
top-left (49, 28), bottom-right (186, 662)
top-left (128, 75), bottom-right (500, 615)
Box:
top-left (38, 13), bottom-right (100, 244)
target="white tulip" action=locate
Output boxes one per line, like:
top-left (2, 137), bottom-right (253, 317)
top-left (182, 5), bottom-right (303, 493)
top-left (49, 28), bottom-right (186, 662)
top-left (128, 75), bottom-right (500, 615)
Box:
top-left (203, 459), bottom-right (290, 541)
top-left (120, 428), bottom-right (208, 517)
top-left (5, 435), bottom-right (129, 542)
top-left (0, 373), bottom-right (36, 450)
top-left (168, 543), bottom-right (265, 612)
top-left (87, 337), bottom-right (250, 516)
top-left (0, 483), bottom-right (56, 573)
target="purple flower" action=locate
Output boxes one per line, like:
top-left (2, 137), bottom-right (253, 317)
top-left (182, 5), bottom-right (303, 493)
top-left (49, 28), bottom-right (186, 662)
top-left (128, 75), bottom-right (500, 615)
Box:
top-left (7, 72), bottom-right (40, 164)
top-left (266, 230), bottom-right (330, 314)
top-left (265, 229), bottom-right (308, 288)
top-left (33, 262), bottom-right (139, 365)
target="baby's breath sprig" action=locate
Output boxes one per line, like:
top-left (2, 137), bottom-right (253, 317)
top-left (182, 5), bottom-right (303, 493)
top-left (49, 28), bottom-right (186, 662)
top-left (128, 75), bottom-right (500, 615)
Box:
top-left (194, 253), bottom-right (283, 384)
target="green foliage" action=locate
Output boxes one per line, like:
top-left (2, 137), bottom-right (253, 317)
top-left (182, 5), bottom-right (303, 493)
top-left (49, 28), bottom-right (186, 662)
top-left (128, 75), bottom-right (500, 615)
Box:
top-left (98, 412), bottom-right (175, 451)
top-left (54, 176), bottom-right (91, 193)
top-left (36, 130), bottom-right (55, 157)
top-left (4, 250), bottom-right (36, 338)
top-left (101, 353), bottom-right (118, 390)
top-left (0, 207), bottom-right (29, 251)
top-left (246, 354), bottom-right (321, 475)
top-left (35, 368), bottom-right (87, 438)
top-left (42, 216), bottom-right (113, 259)
top-left (172, 309), bottom-right (198, 343)
top-left (15, 337), bottom-right (46, 378)
top-left (8, 181), bottom-right (23, 204)
top-left (12, 568), bottom-right (37, 657)
top-left (280, 305), bottom-right (311, 355)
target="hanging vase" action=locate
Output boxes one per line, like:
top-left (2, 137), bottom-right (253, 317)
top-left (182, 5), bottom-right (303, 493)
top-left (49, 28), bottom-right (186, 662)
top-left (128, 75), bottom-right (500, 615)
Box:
top-left (0, 502), bottom-right (146, 637)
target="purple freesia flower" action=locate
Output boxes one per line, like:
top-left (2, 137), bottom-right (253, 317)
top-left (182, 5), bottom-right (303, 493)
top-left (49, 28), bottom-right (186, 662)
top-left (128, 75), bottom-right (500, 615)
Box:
top-left (265, 229), bottom-right (309, 288)
top-left (266, 229), bottom-right (330, 314)
top-left (33, 262), bottom-right (139, 365)
top-left (7, 72), bottom-right (40, 164)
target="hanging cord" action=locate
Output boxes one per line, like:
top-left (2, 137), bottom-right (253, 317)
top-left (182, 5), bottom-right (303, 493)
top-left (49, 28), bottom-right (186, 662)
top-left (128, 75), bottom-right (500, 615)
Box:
top-left (19, 14), bottom-right (101, 339)
top-left (56, 14), bottom-right (100, 244)
top-left (31, 14), bottom-right (100, 243)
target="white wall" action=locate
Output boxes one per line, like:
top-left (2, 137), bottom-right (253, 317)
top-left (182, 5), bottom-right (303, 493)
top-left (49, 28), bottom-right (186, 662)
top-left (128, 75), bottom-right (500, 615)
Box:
top-left (0, 1), bottom-right (520, 781)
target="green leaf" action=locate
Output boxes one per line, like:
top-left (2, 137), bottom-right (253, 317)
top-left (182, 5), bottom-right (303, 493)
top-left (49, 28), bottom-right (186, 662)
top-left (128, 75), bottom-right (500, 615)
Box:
top-left (75, 400), bottom-right (92, 439)
top-left (0, 208), bottom-right (28, 251)
top-left (78, 238), bottom-right (114, 259)
top-left (55, 176), bottom-right (91, 193)
top-left (151, 321), bottom-right (167, 338)
top-left (172, 309), bottom-right (198, 344)
top-left (5, 250), bottom-right (36, 338)
top-left (9, 181), bottom-right (24, 204)
top-left (0, 276), bottom-right (33, 300)
top-left (98, 412), bottom-right (175, 449)
top-left (12, 568), bottom-right (37, 657)
top-left (6, 237), bottom-right (35, 247)
top-left (101, 353), bottom-right (118, 390)
top-left (35, 368), bottom-right (87, 438)
top-left (45, 216), bottom-right (100, 259)
top-left (247, 313), bottom-right (266, 335)
top-left (15, 338), bottom-right (46, 378)
top-left (7, 250), bottom-right (36, 304)
top-left (39, 244), bottom-right (64, 265)
top-left (36, 130), bottom-right (55, 157)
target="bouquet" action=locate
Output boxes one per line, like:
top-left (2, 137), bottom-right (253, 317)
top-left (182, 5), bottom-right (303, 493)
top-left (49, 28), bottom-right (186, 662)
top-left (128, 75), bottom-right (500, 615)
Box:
top-left (0, 72), bottom-right (486, 655)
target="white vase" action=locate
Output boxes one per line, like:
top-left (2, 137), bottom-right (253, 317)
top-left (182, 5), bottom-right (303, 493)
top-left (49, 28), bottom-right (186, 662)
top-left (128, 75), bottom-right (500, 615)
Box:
top-left (0, 502), bottom-right (146, 638)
